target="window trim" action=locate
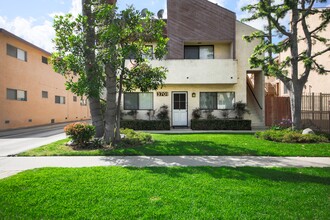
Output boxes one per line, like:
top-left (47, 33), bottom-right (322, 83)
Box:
top-left (42, 91), bottom-right (48, 99)
top-left (42, 56), bottom-right (48, 64)
top-left (6, 44), bottom-right (27, 62)
top-left (6, 88), bottom-right (27, 101)
top-left (124, 92), bottom-right (154, 110)
top-left (55, 95), bottom-right (66, 104)
top-left (199, 92), bottom-right (235, 110)
top-left (184, 45), bottom-right (214, 59)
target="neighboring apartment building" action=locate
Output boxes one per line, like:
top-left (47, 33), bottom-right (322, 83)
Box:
top-left (122, 0), bottom-right (265, 127)
top-left (0, 28), bottom-right (90, 130)
top-left (266, 9), bottom-right (330, 96)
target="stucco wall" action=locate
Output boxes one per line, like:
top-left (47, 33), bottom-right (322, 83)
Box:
top-left (269, 12), bottom-right (330, 96)
top-left (122, 84), bottom-right (241, 126)
top-left (149, 59), bottom-right (238, 84)
top-left (0, 30), bottom-right (90, 130)
top-left (235, 21), bottom-right (264, 105)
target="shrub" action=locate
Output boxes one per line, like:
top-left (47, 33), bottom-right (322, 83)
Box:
top-left (118, 128), bottom-right (153, 148)
top-left (192, 108), bottom-right (202, 120)
top-left (203, 110), bottom-right (217, 119)
top-left (121, 119), bottom-right (170, 130)
top-left (271, 119), bottom-right (293, 130)
top-left (127, 110), bottom-right (138, 119)
top-left (191, 119), bottom-right (251, 130)
top-left (64, 122), bottom-right (95, 147)
top-left (156, 105), bottom-right (169, 120)
top-left (233, 102), bottom-right (249, 119)
top-left (255, 129), bottom-right (329, 143)
top-left (221, 110), bottom-right (229, 119)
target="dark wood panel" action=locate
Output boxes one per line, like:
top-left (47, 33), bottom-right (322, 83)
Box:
top-left (167, 0), bottom-right (236, 59)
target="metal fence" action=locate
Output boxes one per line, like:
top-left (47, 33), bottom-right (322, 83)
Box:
top-left (301, 93), bottom-right (330, 134)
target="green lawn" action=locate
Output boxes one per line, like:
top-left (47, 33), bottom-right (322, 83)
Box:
top-left (0, 167), bottom-right (329, 219)
top-left (19, 133), bottom-right (330, 157)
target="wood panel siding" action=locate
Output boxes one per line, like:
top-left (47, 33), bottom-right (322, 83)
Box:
top-left (167, 0), bottom-right (236, 59)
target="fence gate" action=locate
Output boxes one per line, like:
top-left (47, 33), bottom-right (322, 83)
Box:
top-left (265, 96), bottom-right (291, 126)
top-left (302, 93), bottom-right (330, 134)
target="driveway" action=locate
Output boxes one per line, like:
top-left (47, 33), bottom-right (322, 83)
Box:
top-left (0, 123), bottom-right (70, 156)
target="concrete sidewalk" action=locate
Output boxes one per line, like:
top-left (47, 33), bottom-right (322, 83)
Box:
top-left (1, 156), bottom-right (330, 179)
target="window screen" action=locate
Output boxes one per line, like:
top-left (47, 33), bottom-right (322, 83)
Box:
top-left (7, 88), bottom-right (27, 101)
top-left (200, 92), bottom-right (217, 109)
top-left (6, 44), bottom-right (17, 57)
top-left (200, 92), bottom-right (235, 110)
top-left (199, 46), bottom-right (214, 59)
top-left (42, 91), bottom-right (48, 98)
top-left (184, 46), bottom-right (199, 59)
top-left (124, 93), bottom-right (153, 110)
top-left (7, 89), bottom-right (17, 100)
top-left (217, 92), bottom-right (235, 109)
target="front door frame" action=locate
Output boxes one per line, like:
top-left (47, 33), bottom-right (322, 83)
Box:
top-left (172, 91), bottom-right (188, 127)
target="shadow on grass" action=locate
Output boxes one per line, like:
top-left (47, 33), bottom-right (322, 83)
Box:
top-left (125, 167), bottom-right (330, 185)
top-left (102, 140), bottom-right (262, 156)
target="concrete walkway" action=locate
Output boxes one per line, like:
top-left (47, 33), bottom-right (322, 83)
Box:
top-left (1, 156), bottom-right (330, 179)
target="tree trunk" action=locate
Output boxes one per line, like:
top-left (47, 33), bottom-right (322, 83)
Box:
top-left (89, 97), bottom-right (104, 138)
top-left (115, 72), bottom-right (124, 142)
top-left (104, 64), bottom-right (117, 144)
top-left (83, 0), bottom-right (104, 137)
top-left (289, 81), bottom-right (303, 130)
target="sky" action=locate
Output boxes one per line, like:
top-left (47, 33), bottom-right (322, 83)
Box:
top-left (0, 0), bottom-right (329, 52)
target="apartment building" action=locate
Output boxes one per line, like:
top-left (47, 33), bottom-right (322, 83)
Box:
top-left (266, 9), bottom-right (330, 96)
top-left (0, 28), bottom-right (90, 130)
top-left (122, 0), bottom-right (265, 127)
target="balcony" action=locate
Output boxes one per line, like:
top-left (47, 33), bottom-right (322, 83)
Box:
top-left (149, 59), bottom-right (237, 84)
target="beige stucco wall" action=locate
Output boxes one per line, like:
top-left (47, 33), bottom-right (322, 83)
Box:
top-left (122, 20), bottom-right (264, 127)
top-left (269, 12), bottom-right (330, 96)
top-left (122, 84), bottom-right (240, 126)
top-left (0, 31), bottom-right (90, 130)
top-left (235, 21), bottom-right (265, 111)
top-left (149, 59), bottom-right (238, 84)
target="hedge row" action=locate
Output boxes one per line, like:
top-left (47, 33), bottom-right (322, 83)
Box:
top-left (120, 120), bottom-right (171, 130)
top-left (191, 119), bottom-right (251, 130)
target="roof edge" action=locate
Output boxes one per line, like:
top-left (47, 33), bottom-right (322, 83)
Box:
top-left (0, 28), bottom-right (52, 56)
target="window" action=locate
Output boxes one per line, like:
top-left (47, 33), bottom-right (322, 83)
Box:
top-left (124, 93), bottom-right (153, 110)
top-left (7, 44), bottom-right (27, 61)
top-left (142, 45), bottom-right (153, 60)
top-left (55, 96), bottom-right (65, 104)
top-left (42, 91), bottom-right (48, 98)
top-left (42, 56), bottom-right (48, 64)
top-left (200, 92), bottom-right (235, 110)
top-left (7, 88), bottom-right (27, 101)
top-left (73, 96), bottom-right (77, 102)
top-left (184, 45), bottom-right (214, 59)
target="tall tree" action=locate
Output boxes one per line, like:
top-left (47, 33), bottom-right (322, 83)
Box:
top-left (82, 0), bottom-right (104, 137)
top-left (94, 2), bottom-right (168, 144)
top-left (242, 0), bottom-right (330, 129)
top-left (52, 0), bottom-right (105, 137)
top-left (52, 1), bottom-right (168, 144)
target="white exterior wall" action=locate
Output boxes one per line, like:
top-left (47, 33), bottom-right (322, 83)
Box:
top-left (150, 59), bottom-right (237, 84)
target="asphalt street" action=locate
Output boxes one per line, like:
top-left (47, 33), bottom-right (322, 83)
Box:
top-left (0, 123), bottom-right (70, 156)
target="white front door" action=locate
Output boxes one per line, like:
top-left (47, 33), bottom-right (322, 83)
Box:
top-left (172, 92), bottom-right (188, 126)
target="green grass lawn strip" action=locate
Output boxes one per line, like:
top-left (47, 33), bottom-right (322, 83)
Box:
top-left (19, 133), bottom-right (330, 157)
top-left (0, 167), bottom-right (329, 219)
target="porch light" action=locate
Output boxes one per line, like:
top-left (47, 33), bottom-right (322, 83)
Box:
top-left (192, 92), bottom-right (196, 98)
